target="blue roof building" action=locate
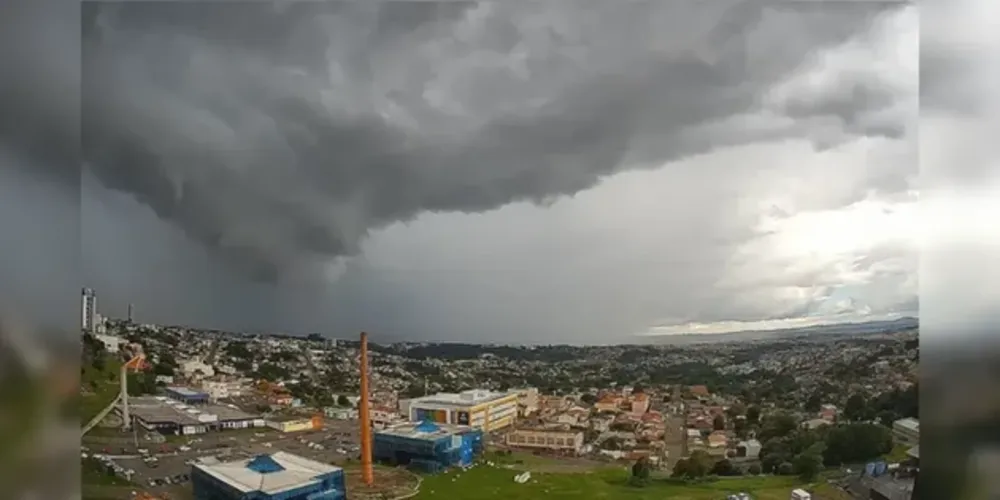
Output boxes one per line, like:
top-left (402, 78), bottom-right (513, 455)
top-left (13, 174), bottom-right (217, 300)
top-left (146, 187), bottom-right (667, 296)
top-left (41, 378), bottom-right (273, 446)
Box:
top-left (373, 420), bottom-right (483, 474)
top-left (191, 451), bottom-right (346, 500)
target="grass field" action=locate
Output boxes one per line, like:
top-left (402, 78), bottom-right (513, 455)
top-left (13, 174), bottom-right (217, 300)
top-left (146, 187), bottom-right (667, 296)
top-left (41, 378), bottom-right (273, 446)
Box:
top-left (480, 450), bottom-right (605, 473)
top-left (414, 465), bottom-right (822, 500)
top-left (81, 356), bottom-right (122, 425)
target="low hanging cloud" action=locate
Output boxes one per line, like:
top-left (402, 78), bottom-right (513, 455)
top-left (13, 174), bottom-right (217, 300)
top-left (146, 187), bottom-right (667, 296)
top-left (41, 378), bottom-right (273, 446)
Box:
top-left (77, 1), bottom-right (909, 284)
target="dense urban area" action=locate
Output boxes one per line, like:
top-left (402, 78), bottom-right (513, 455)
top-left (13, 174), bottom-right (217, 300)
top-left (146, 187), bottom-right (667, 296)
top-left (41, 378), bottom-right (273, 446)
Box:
top-left (81, 291), bottom-right (919, 500)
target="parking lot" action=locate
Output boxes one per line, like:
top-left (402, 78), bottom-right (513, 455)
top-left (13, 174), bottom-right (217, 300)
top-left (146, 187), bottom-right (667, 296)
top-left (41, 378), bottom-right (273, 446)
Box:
top-left (90, 418), bottom-right (365, 497)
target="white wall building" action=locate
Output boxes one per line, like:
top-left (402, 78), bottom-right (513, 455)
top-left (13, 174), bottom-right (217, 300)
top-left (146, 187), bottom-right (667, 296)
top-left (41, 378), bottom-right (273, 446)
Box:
top-left (201, 379), bottom-right (249, 401)
top-left (180, 359), bottom-right (215, 378)
top-left (94, 334), bottom-right (123, 353)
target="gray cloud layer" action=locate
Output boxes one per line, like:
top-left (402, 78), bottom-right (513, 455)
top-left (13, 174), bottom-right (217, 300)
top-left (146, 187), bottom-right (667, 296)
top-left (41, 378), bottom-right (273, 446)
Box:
top-left (1, 2), bottom-right (916, 342)
top-left (80, 1), bottom-right (900, 283)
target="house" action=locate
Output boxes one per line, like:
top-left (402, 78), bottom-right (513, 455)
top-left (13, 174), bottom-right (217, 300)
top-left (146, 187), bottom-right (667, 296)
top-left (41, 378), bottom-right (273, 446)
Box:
top-left (513, 388), bottom-right (540, 417)
top-left (689, 385), bottom-right (710, 397)
top-left (707, 431), bottom-right (728, 448)
top-left (180, 359), bottom-right (215, 379)
top-left (736, 439), bottom-right (762, 459)
top-left (819, 404), bottom-right (838, 421)
top-left (802, 418), bottom-right (831, 430)
top-left (594, 395), bottom-right (622, 413)
top-left (551, 412), bottom-right (574, 426)
top-left (629, 393), bottom-right (650, 415)
top-left (371, 406), bottom-right (399, 428)
top-left (270, 392), bottom-right (294, 406)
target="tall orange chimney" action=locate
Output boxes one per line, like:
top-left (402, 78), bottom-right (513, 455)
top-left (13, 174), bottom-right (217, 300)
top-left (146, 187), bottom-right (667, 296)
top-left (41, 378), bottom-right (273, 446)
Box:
top-left (358, 332), bottom-right (374, 486)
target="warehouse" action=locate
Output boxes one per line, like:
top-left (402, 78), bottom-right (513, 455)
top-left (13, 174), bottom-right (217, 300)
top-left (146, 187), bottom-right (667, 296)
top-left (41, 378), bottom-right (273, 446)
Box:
top-left (127, 396), bottom-right (264, 435)
top-left (407, 389), bottom-right (518, 431)
top-left (374, 420), bottom-right (483, 474)
top-left (192, 452), bottom-right (346, 500)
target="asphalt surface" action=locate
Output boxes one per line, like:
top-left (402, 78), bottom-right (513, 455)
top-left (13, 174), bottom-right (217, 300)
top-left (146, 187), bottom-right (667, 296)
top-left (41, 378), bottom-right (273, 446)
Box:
top-left (90, 419), bottom-right (364, 497)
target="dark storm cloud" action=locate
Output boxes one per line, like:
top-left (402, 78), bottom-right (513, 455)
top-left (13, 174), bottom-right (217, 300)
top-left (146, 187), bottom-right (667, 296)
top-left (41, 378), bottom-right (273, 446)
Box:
top-left (74, 1), bottom-right (901, 283)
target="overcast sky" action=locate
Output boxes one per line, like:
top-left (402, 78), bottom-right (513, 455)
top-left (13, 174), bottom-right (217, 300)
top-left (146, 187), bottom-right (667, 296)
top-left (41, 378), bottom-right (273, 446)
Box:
top-left (0, 0), bottom-right (958, 345)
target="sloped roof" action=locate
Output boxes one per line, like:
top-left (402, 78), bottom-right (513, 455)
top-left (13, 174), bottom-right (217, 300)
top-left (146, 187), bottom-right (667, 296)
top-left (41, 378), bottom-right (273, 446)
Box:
top-left (194, 451), bottom-right (340, 495)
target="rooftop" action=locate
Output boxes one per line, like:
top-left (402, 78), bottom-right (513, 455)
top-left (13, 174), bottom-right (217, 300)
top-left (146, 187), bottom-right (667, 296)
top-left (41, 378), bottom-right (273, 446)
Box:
top-left (194, 451), bottom-right (341, 495)
top-left (513, 425), bottom-right (581, 434)
top-left (377, 420), bottom-right (471, 441)
top-left (410, 389), bottom-right (513, 409)
top-left (266, 415), bottom-right (315, 423)
top-left (166, 386), bottom-right (208, 397)
top-left (129, 396), bottom-right (258, 425)
top-left (894, 417), bottom-right (919, 432)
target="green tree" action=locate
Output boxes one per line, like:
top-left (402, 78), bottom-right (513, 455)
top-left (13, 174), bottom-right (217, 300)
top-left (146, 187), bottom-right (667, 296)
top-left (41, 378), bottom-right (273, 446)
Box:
top-left (726, 402), bottom-right (746, 419)
top-left (844, 393), bottom-right (868, 422)
top-left (337, 394), bottom-right (350, 407)
top-left (793, 452), bottom-right (823, 481)
top-left (734, 418), bottom-right (747, 438)
top-left (153, 362), bottom-right (174, 377)
top-left (877, 410), bottom-right (899, 429)
top-left (777, 461), bottom-right (795, 475)
top-left (747, 463), bottom-right (762, 475)
top-left (630, 457), bottom-right (652, 486)
top-left (678, 450), bottom-right (714, 478)
top-left (580, 393), bottom-right (598, 405)
top-left (823, 423), bottom-right (893, 465)
top-left (746, 405), bottom-right (761, 424)
top-left (759, 412), bottom-right (797, 441)
top-left (711, 459), bottom-right (739, 476)
top-left (673, 458), bottom-right (690, 477)
top-left (804, 392), bottom-right (823, 413)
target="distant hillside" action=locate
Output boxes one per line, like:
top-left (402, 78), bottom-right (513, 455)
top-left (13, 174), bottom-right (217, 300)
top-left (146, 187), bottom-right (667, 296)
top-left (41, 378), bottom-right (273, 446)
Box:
top-left (644, 316), bottom-right (918, 345)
